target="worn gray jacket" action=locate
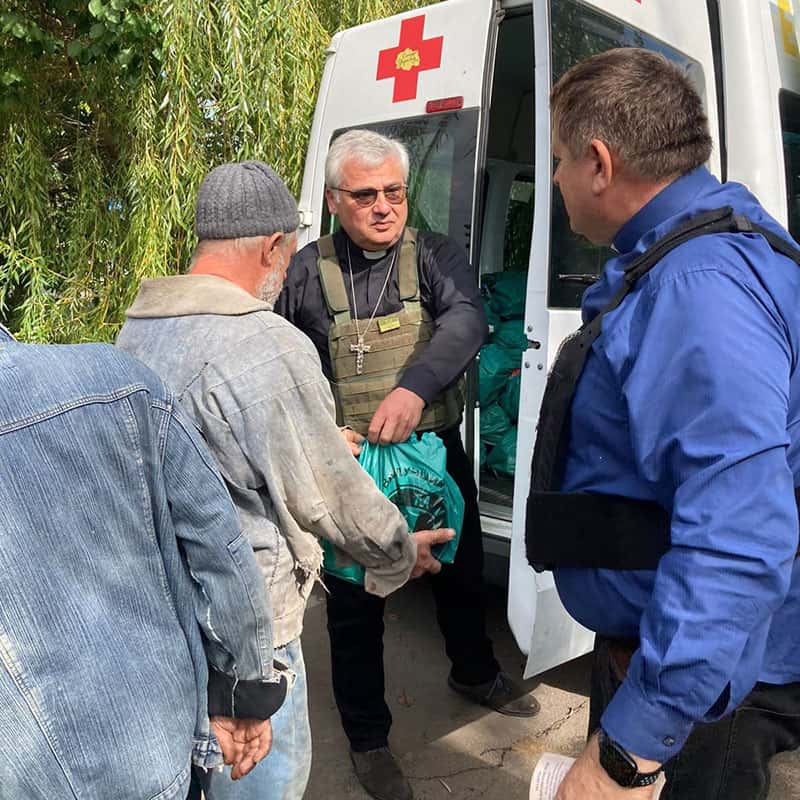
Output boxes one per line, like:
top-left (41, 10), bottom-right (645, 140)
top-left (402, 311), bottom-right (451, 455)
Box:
top-left (117, 274), bottom-right (416, 647)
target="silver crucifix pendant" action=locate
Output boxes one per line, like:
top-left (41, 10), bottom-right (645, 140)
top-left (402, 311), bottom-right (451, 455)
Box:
top-left (350, 337), bottom-right (371, 375)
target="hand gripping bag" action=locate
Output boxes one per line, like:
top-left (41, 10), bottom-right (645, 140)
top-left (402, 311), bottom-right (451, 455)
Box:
top-left (322, 433), bottom-right (465, 586)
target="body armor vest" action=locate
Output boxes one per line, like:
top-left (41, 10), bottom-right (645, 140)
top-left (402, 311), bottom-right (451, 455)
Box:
top-left (316, 227), bottom-right (465, 436)
top-left (525, 206), bottom-right (800, 572)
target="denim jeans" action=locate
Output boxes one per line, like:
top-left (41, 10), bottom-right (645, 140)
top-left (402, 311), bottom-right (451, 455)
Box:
top-left (198, 638), bottom-right (311, 800)
top-left (589, 635), bottom-right (800, 800)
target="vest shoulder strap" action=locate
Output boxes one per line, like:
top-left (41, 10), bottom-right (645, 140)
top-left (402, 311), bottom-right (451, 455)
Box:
top-left (398, 227), bottom-right (419, 302)
top-left (624, 206), bottom-right (800, 289)
top-left (317, 235), bottom-right (351, 324)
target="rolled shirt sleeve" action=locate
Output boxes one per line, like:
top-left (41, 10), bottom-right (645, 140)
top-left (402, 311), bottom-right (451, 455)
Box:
top-left (600, 266), bottom-right (798, 762)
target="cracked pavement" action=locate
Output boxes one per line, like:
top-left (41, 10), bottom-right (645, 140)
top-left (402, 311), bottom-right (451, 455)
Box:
top-left (302, 579), bottom-right (798, 799)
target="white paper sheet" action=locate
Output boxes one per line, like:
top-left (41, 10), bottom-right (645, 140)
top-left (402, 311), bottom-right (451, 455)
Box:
top-left (529, 753), bottom-right (666, 800)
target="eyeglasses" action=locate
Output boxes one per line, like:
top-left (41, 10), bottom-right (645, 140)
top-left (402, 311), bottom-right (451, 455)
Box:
top-left (330, 184), bottom-right (408, 207)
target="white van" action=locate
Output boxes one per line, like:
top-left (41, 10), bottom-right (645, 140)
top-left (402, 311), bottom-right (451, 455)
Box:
top-left (296, 0), bottom-right (800, 679)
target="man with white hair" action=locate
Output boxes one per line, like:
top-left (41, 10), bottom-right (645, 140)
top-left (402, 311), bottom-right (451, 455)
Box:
top-left (277, 131), bottom-right (539, 800)
top-left (117, 160), bottom-right (453, 800)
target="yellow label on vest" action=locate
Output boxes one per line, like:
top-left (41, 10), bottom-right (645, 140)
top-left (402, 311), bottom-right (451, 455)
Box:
top-left (377, 316), bottom-right (401, 333)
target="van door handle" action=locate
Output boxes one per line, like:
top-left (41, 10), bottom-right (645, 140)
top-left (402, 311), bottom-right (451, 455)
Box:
top-left (557, 273), bottom-right (599, 285)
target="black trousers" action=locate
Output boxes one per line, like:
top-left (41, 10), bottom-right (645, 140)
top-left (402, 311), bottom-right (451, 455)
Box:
top-left (326, 426), bottom-right (500, 752)
top-left (589, 635), bottom-right (800, 800)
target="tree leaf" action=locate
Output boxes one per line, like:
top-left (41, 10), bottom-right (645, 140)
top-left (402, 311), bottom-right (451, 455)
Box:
top-left (1, 69), bottom-right (23, 86)
top-left (88, 0), bottom-right (104, 19)
top-left (117, 46), bottom-right (134, 66)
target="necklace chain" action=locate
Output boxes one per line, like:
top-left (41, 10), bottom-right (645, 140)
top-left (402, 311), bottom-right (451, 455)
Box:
top-left (346, 241), bottom-right (397, 326)
top-left (345, 241), bottom-right (398, 375)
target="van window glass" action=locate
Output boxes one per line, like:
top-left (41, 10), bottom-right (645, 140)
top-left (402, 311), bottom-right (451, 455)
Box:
top-left (324, 110), bottom-right (479, 253)
top-left (780, 90), bottom-right (800, 241)
top-left (549, 0), bottom-right (707, 307)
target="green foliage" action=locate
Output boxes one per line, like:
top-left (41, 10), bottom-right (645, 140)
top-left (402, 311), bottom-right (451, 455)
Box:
top-left (0, 0), bottom-right (436, 342)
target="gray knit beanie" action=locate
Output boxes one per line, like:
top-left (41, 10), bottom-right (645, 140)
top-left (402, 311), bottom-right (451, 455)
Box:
top-left (195, 160), bottom-right (299, 240)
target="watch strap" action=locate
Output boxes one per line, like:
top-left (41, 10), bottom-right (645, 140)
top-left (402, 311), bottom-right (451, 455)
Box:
top-left (598, 729), bottom-right (663, 788)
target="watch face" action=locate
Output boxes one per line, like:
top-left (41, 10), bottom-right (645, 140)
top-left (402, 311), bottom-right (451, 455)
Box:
top-left (599, 731), bottom-right (638, 787)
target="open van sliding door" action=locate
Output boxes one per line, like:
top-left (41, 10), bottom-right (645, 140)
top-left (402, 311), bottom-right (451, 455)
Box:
top-left (508, 0), bottom-right (723, 679)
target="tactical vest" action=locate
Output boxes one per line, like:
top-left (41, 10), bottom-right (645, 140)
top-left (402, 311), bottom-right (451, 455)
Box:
top-left (316, 227), bottom-right (465, 436)
top-left (525, 206), bottom-right (800, 572)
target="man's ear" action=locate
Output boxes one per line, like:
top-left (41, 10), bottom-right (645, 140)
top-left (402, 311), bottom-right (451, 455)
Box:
top-left (325, 187), bottom-right (338, 215)
top-left (589, 138), bottom-right (614, 195)
top-left (262, 232), bottom-right (284, 265)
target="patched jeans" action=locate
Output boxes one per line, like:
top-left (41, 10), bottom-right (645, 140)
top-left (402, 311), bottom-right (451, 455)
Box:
top-left (199, 638), bottom-right (311, 800)
top-left (589, 635), bottom-right (800, 800)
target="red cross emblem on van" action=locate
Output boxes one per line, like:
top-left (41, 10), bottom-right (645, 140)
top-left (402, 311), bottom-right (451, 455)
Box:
top-left (377, 15), bottom-right (444, 103)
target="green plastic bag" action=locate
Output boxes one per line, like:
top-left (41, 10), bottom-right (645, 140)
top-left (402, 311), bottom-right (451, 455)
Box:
top-left (491, 319), bottom-right (528, 352)
top-left (500, 369), bottom-right (521, 422)
top-left (484, 272), bottom-right (528, 320)
top-left (479, 343), bottom-right (520, 406)
top-left (480, 403), bottom-right (511, 447)
top-left (483, 296), bottom-right (502, 334)
top-left (486, 426), bottom-right (517, 478)
top-left (322, 433), bottom-right (465, 586)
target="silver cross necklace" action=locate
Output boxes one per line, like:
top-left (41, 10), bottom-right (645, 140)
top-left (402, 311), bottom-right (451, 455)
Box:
top-left (345, 241), bottom-right (398, 375)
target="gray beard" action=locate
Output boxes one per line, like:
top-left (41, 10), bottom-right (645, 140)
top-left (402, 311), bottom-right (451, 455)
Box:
top-left (258, 269), bottom-right (283, 309)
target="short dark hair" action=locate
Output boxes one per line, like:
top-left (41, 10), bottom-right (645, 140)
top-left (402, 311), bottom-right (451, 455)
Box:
top-left (551, 48), bottom-right (713, 180)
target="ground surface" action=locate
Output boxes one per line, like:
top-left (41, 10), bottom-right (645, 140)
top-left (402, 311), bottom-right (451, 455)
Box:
top-left (301, 579), bottom-right (798, 799)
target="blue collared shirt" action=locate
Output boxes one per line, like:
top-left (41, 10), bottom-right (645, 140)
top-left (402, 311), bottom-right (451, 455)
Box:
top-left (555, 167), bottom-right (800, 762)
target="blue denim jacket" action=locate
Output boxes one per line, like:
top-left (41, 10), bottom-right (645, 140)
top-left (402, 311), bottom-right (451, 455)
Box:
top-left (0, 335), bottom-right (285, 799)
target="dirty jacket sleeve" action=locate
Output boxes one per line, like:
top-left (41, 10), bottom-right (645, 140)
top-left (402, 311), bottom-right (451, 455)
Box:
top-left (186, 330), bottom-right (417, 598)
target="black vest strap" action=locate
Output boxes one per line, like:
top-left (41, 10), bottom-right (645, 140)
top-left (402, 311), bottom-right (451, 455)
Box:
top-left (526, 207), bottom-right (800, 572)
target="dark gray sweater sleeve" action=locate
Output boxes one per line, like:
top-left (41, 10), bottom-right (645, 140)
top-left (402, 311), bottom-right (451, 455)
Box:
top-left (398, 233), bottom-right (488, 404)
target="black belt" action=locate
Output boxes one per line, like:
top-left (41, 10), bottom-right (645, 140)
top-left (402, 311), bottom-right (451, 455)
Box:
top-left (526, 488), bottom-right (800, 572)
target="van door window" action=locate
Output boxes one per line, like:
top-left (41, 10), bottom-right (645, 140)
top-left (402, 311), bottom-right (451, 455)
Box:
top-left (324, 111), bottom-right (479, 252)
top-left (780, 90), bottom-right (800, 241)
top-left (549, 0), bottom-right (708, 308)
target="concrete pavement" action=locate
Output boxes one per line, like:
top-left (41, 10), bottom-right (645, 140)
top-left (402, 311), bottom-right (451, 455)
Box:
top-left (301, 579), bottom-right (798, 799)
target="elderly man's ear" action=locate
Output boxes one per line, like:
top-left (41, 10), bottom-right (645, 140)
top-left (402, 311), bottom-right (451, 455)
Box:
top-left (261, 232), bottom-right (286, 266)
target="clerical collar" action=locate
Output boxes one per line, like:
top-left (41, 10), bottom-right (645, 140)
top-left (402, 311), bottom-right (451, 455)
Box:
top-left (362, 249), bottom-right (387, 260)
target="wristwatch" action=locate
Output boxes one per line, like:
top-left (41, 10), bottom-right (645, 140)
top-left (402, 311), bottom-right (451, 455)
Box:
top-left (598, 729), bottom-right (663, 788)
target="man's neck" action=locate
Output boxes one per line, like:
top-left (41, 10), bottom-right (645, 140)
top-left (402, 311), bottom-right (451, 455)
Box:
top-left (605, 174), bottom-right (679, 244)
top-left (190, 258), bottom-right (258, 297)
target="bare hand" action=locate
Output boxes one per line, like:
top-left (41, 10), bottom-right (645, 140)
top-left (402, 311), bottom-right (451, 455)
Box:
top-left (410, 528), bottom-right (456, 578)
top-left (211, 716), bottom-right (273, 780)
top-left (368, 387), bottom-right (425, 444)
top-left (340, 426), bottom-right (364, 457)
top-left (555, 734), bottom-right (661, 800)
